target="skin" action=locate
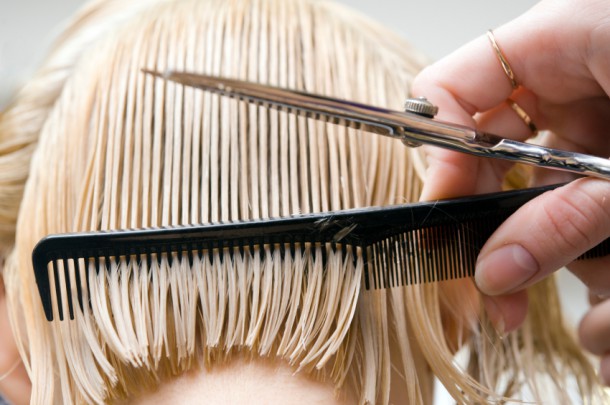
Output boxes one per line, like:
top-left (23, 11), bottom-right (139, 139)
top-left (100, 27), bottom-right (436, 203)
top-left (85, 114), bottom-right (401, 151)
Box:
top-left (125, 356), bottom-right (356, 405)
top-left (0, 274), bottom-right (31, 405)
top-left (412, 0), bottom-right (610, 385)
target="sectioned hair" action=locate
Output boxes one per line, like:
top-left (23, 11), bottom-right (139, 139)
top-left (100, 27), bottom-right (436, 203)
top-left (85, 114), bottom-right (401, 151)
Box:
top-left (0, 0), bottom-right (605, 404)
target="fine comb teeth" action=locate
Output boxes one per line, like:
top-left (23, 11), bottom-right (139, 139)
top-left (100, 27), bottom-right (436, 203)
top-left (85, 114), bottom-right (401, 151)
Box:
top-left (33, 184), bottom-right (610, 321)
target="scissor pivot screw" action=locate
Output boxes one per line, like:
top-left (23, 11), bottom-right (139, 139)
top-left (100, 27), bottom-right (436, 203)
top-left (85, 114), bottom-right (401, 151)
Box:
top-left (404, 97), bottom-right (438, 118)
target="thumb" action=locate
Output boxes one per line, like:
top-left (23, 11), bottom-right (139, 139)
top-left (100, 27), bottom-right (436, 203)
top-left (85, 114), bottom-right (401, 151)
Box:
top-left (475, 178), bottom-right (610, 296)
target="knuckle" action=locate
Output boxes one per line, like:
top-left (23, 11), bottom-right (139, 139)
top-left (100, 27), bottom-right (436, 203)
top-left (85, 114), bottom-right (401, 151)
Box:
top-left (540, 195), bottom-right (593, 252)
top-left (538, 185), bottom-right (610, 256)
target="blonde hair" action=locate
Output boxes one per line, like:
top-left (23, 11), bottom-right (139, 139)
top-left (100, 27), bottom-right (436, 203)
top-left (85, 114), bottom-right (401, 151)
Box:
top-left (0, 0), bottom-right (605, 403)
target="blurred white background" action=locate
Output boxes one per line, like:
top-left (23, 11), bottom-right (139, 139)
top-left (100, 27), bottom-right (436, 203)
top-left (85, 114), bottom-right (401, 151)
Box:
top-left (2, 0), bottom-right (539, 106)
top-left (0, 0), bottom-right (591, 399)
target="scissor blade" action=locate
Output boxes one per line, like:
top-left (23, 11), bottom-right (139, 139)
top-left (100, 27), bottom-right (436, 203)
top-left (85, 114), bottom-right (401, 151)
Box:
top-left (144, 70), bottom-right (610, 180)
top-left (146, 70), bottom-right (411, 139)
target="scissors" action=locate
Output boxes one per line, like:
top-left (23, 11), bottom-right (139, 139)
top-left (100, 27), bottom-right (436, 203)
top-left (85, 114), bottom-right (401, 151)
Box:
top-left (146, 70), bottom-right (610, 181)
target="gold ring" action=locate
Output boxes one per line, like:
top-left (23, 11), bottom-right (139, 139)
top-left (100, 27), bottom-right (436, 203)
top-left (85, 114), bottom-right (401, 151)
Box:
top-left (487, 29), bottom-right (519, 89)
top-left (506, 98), bottom-right (537, 133)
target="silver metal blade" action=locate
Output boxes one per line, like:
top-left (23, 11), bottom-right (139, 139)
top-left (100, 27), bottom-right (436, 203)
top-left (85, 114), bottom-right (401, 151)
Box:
top-left (146, 70), bottom-right (411, 139)
top-left (144, 70), bottom-right (610, 181)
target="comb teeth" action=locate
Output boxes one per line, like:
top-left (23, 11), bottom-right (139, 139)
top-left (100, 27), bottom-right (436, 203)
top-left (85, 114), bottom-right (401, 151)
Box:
top-left (41, 243), bottom-right (366, 322)
top-left (37, 230), bottom-right (482, 322)
top-left (32, 183), bottom-right (610, 321)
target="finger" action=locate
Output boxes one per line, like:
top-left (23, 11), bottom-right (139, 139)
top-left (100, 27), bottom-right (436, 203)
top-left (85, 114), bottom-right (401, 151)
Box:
top-left (588, 289), bottom-right (610, 306)
top-left (413, 29), bottom-right (520, 202)
top-left (568, 256), bottom-right (610, 297)
top-left (412, 30), bottom-right (517, 122)
top-left (475, 178), bottom-right (610, 296)
top-left (458, 90), bottom-right (542, 193)
top-left (418, 89), bottom-right (539, 200)
top-left (418, 148), bottom-right (489, 200)
top-left (481, 290), bottom-right (528, 335)
top-left (538, 97), bottom-right (610, 154)
top-left (413, 26), bottom-right (543, 202)
top-left (412, 12), bottom-right (600, 123)
top-left (579, 298), bottom-right (610, 356)
top-left (528, 97), bottom-right (610, 186)
top-left (476, 88), bottom-right (541, 138)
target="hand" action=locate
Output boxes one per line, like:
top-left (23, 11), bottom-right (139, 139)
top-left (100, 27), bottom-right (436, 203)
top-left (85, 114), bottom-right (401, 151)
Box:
top-left (412, 0), bottom-right (610, 384)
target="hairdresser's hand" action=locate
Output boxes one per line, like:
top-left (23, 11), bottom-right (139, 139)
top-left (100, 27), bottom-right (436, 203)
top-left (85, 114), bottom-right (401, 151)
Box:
top-left (412, 0), bottom-right (610, 384)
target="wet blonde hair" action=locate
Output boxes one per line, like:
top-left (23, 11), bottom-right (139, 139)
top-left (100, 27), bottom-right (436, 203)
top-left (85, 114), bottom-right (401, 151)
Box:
top-left (0, 0), bottom-right (605, 403)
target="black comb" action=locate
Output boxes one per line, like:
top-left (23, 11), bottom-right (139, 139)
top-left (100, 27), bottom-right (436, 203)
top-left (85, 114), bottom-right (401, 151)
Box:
top-left (32, 184), bottom-right (610, 321)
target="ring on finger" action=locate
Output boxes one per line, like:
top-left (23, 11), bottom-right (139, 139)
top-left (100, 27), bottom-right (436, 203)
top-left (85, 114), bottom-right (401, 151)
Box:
top-left (487, 29), bottom-right (519, 89)
top-left (506, 98), bottom-right (538, 134)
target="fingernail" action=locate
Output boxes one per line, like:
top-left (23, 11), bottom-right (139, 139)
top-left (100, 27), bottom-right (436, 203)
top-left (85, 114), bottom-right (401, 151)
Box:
top-left (476, 244), bottom-right (539, 295)
top-left (482, 295), bottom-right (505, 337)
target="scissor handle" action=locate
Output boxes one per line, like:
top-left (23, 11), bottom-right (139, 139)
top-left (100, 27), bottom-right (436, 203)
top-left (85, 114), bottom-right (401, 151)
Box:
top-left (399, 118), bottom-right (610, 181)
top-left (486, 138), bottom-right (610, 180)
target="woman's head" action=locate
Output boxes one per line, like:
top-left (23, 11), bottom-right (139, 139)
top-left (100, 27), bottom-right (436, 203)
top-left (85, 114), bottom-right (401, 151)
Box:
top-left (0, 0), bottom-right (603, 404)
top-left (3, 0), bottom-right (431, 402)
